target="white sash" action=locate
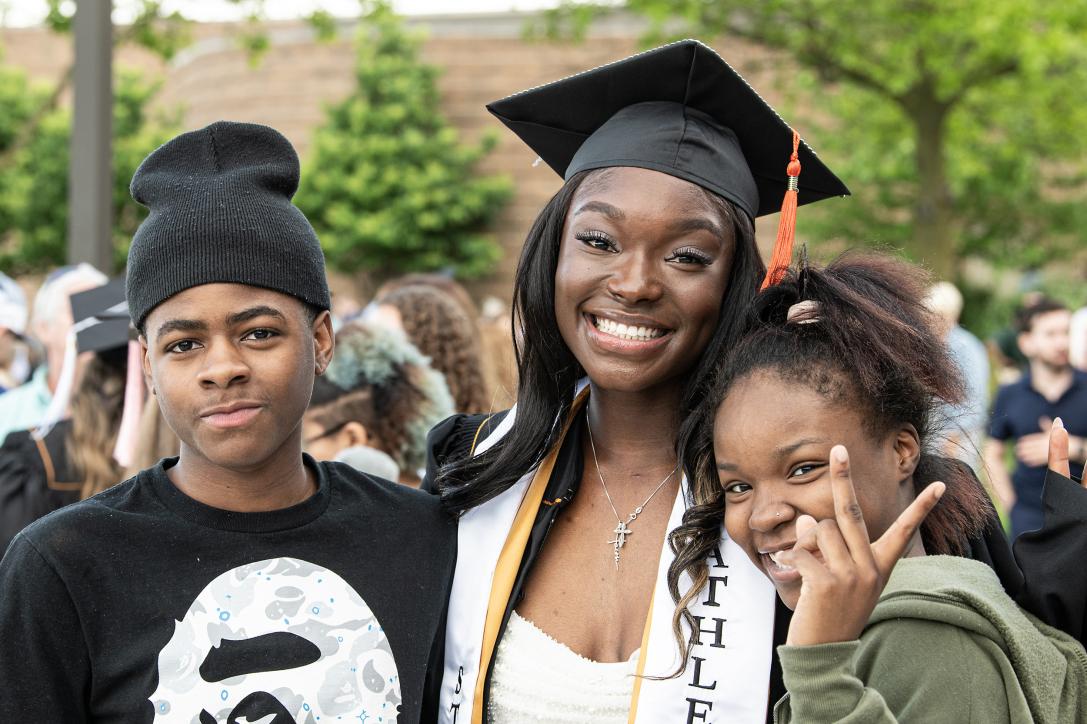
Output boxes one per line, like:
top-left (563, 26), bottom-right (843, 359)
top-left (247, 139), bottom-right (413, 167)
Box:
top-left (438, 394), bottom-right (777, 724)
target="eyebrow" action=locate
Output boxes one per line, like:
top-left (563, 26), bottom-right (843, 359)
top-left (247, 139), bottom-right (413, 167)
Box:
top-left (227, 305), bottom-right (287, 326)
top-left (774, 437), bottom-right (829, 456)
top-left (155, 318), bottom-right (207, 341)
top-left (669, 216), bottom-right (724, 238)
top-left (716, 437), bottom-right (830, 472)
top-left (155, 305), bottom-right (287, 341)
top-left (572, 200), bottom-right (625, 220)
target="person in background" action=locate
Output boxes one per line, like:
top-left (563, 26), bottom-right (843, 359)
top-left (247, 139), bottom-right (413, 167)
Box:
top-left (478, 295), bottom-right (518, 409)
top-left (304, 321), bottom-right (454, 487)
top-left (0, 263), bottom-right (107, 441)
top-left (1070, 304), bottom-right (1087, 372)
top-left (924, 281), bottom-right (990, 471)
top-left (376, 272), bottom-right (480, 324)
top-left (0, 279), bottom-right (131, 551)
top-left (372, 282), bottom-right (490, 414)
top-left (122, 395), bottom-right (181, 478)
top-left (0, 272), bottom-right (29, 392)
top-left (987, 297), bottom-right (1087, 537)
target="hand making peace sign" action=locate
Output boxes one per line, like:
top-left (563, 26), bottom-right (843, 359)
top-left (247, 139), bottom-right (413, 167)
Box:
top-left (777, 445), bottom-right (946, 647)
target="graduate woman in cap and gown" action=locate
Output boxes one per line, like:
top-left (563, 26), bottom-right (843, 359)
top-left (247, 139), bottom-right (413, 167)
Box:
top-left (0, 278), bottom-right (143, 552)
top-left (425, 40), bottom-right (1087, 724)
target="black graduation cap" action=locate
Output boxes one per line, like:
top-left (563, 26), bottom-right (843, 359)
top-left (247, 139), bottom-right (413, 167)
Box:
top-left (487, 39), bottom-right (849, 220)
top-left (70, 277), bottom-right (131, 353)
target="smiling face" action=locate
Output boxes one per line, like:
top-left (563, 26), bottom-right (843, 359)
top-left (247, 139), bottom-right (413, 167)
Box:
top-left (141, 283), bottom-right (333, 474)
top-left (554, 167), bottom-right (734, 396)
top-left (713, 370), bottom-right (919, 609)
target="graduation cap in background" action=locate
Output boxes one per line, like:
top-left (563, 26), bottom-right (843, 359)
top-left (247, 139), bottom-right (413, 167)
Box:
top-left (35, 277), bottom-right (145, 471)
top-left (70, 277), bottom-right (131, 353)
top-left (487, 39), bottom-right (850, 288)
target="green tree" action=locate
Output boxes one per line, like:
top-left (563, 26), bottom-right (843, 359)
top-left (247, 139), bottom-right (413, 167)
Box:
top-left (295, 1), bottom-right (512, 279)
top-left (535, 1), bottom-right (1087, 278)
top-left (0, 70), bottom-right (178, 273)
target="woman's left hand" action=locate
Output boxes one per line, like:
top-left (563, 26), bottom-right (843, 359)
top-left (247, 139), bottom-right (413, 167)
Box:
top-left (780, 444), bottom-right (945, 647)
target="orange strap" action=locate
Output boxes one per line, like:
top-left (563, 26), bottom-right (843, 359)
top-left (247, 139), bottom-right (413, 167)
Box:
top-left (471, 390), bottom-right (589, 723)
top-left (33, 434), bottom-right (81, 492)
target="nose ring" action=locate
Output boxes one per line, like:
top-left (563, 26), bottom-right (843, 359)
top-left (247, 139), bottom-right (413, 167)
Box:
top-left (775, 512), bottom-right (782, 518)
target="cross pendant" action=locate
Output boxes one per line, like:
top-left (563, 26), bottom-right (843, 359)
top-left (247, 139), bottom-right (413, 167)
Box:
top-left (608, 521), bottom-right (632, 569)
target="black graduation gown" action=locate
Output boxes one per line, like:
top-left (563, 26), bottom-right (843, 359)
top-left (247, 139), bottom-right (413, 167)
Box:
top-left (1012, 468), bottom-right (1087, 641)
top-left (424, 411), bottom-right (1087, 722)
top-left (0, 420), bottom-right (82, 555)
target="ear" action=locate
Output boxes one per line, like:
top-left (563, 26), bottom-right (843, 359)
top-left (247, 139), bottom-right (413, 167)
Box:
top-left (1016, 330), bottom-right (1033, 358)
top-left (341, 421), bottom-right (369, 448)
top-left (139, 335), bottom-right (155, 395)
top-left (312, 310), bottom-right (335, 375)
top-left (893, 424), bottom-right (922, 479)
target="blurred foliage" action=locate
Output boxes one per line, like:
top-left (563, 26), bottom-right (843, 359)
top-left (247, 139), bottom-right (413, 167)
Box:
top-left (45, 0), bottom-right (194, 59)
top-left (295, 1), bottom-right (512, 280)
top-left (0, 69), bottom-right (179, 274)
top-left (0, 0), bottom-right (329, 273)
top-left (532, 1), bottom-right (1087, 286)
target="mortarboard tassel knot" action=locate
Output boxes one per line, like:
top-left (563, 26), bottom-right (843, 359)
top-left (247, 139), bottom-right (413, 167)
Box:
top-left (762, 130), bottom-right (802, 290)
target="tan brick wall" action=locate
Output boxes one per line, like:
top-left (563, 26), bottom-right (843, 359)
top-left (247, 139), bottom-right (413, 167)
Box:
top-left (2, 13), bottom-right (786, 302)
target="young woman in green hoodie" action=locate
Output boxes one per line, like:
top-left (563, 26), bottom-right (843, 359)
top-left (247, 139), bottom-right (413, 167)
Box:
top-left (674, 252), bottom-right (1087, 722)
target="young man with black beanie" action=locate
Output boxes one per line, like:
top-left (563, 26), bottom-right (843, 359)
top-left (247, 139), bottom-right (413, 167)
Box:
top-left (0, 121), bottom-right (454, 723)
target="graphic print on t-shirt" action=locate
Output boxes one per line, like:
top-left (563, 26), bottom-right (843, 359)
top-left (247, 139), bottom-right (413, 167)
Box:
top-left (150, 557), bottom-right (401, 723)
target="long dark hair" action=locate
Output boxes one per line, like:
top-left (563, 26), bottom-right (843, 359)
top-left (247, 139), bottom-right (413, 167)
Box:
top-left (667, 252), bottom-right (994, 673)
top-left (437, 169), bottom-right (765, 515)
top-left (68, 346), bottom-right (127, 499)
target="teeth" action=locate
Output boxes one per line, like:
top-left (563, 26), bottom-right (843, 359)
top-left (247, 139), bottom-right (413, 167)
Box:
top-left (768, 551), bottom-right (795, 570)
top-left (593, 316), bottom-right (666, 341)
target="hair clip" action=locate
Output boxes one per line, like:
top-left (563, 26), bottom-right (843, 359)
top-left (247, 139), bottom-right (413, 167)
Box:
top-left (786, 299), bottom-right (821, 325)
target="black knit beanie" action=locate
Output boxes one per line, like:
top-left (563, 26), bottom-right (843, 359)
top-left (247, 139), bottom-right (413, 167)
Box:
top-left (126, 120), bottom-right (331, 327)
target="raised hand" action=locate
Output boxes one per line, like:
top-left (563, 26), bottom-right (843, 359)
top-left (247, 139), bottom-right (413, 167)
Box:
top-left (1016, 417), bottom-right (1053, 467)
top-left (780, 445), bottom-right (945, 647)
top-left (1048, 417), bottom-right (1072, 479)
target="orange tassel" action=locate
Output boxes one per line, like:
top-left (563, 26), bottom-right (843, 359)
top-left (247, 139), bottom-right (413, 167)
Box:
top-left (761, 130), bottom-right (802, 290)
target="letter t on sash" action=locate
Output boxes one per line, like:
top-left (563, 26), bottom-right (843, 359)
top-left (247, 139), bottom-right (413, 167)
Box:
top-left (701, 575), bottom-right (728, 607)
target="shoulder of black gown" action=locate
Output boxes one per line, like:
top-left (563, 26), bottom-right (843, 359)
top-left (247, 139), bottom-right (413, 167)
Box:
top-left (1012, 468), bottom-right (1087, 644)
top-left (0, 421), bottom-right (79, 554)
top-left (422, 410), bottom-right (511, 494)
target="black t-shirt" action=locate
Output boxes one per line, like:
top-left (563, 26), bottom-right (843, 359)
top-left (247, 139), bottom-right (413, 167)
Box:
top-left (0, 456), bottom-right (455, 723)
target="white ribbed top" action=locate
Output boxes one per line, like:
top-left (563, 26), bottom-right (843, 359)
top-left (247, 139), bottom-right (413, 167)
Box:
top-left (488, 611), bottom-right (638, 723)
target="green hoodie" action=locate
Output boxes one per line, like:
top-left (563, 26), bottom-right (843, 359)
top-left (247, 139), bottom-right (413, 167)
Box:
top-left (774, 555), bottom-right (1087, 723)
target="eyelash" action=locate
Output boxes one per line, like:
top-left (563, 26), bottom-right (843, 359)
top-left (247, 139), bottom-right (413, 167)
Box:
top-left (575, 230), bottom-right (615, 252)
top-left (574, 232), bottom-right (712, 265)
top-left (666, 247), bottom-right (712, 265)
top-left (244, 328), bottom-right (278, 342)
top-left (789, 463), bottom-right (822, 478)
top-left (165, 339), bottom-right (199, 354)
top-left (164, 328), bottom-right (279, 354)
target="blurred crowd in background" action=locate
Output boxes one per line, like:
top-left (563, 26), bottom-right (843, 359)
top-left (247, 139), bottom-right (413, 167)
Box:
top-left (0, 261), bottom-right (1083, 549)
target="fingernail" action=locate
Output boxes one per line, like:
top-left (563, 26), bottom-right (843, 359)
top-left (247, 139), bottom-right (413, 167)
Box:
top-left (832, 445), bottom-right (848, 463)
top-left (933, 481), bottom-right (946, 499)
top-left (1054, 417), bottom-right (1065, 430)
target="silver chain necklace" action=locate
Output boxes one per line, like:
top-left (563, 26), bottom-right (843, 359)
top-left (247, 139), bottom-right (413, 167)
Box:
top-left (586, 416), bottom-right (679, 569)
